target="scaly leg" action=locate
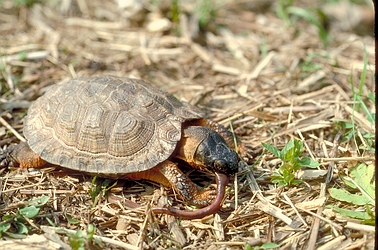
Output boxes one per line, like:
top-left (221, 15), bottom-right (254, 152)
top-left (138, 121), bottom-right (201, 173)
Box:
top-left (158, 161), bottom-right (217, 206)
top-left (127, 161), bottom-right (216, 207)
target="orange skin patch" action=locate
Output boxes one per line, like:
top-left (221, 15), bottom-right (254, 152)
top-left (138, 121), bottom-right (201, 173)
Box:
top-left (2, 142), bottom-right (47, 169)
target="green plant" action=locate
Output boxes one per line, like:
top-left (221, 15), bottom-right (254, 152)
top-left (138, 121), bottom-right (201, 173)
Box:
top-left (245, 242), bottom-right (279, 250)
top-left (290, 7), bottom-right (331, 47)
top-left (194, 0), bottom-right (221, 29)
top-left (276, 0), bottom-right (294, 23)
top-left (89, 177), bottom-right (117, 208)
top-left (298, 53), bottom-right (323, 75)
top-left (328, 163), bottom-right (375, 225)
top-left (262, 139), bottom-right (320, 187)
top-left (68, 224), bottom-right (102, 250)
top-left (12, 0), bottom-right (42, 8)
top-left (276, 1), bottom-right (331, 48)
top-left (350, 47), bottom-right (375, 123)
top-left (0, 195), bottom-right (50, 238)
top-left (169, 0), bottom-right (180, 24)
top-left (336, 47), bottom-right (375, 151)
top-left (335, 120), bottom-right (375, 151)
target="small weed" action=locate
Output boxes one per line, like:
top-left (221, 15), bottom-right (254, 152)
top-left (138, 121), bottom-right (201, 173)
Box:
top-left (12, 0), bottom-right (42, 8)
top-left (259, 37), bottom-right (268, 58)
top-left (298, 53), bottom-right (323, 75)
top-left (169, 0), bottom-right (180, 24)
top-left (328, 163), bottom-right (375, 225)
top-left (276, 2), bottom-right (331, 47)
top-left (335, 120), bottom-right (375, 151)
top-left (245, 242), bottom-right (279, 250)
top-left (350, 47), bottom-right (375, 123)
top-left (0, 195), bottom-right (50, 237)
top-left (276, 0), bottom-right (294, 24)
top-left (194, 0), bottom-right (222, 29)
top-left (89, 176), bottom-right (117, 208)
top-left (66, 214), bottom-right (81, 225)
top-left (289, 7), bottom-right (331, 47)
top-left (67, 224), bottom-right (103, 250)
top-left (336, 47), bottom-right (375, 151)
top-left (262, 139), bottom-right (320, 187)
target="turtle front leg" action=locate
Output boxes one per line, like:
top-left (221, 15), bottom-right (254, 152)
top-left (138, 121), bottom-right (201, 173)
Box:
top-left (158, 161), bottom-right (218, 207)
top-left (125, 161), bottom-right (230, 219)
top-left (125, 161), bottom-right (216, 206)
top-left (0, 142), bottom-right (47, 169)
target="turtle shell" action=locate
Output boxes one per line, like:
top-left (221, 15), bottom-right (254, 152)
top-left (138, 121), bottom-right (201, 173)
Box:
top-left (23, 75), bottom-right (203, 175)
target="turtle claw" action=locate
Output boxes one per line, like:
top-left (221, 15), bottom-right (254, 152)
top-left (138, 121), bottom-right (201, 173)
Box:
top-left (191, 186), bottom-right (217, 206)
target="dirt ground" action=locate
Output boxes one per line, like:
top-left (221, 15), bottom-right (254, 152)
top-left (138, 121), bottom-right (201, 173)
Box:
top-left (0, 0), bottom-right (375, 249)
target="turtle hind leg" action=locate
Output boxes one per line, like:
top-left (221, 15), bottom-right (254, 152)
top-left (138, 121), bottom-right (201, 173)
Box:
top-left (0, 142), bottom-right (47, 169)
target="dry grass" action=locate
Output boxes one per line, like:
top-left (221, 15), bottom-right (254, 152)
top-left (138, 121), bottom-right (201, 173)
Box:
top-left (0, 0), bottom-right (375, 249)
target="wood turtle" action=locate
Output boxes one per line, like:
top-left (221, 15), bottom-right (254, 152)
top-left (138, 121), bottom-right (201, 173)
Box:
top-left (0, 75), bottom-right (240, 219)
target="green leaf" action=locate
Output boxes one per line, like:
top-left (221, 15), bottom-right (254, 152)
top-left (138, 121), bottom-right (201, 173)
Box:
top-left (2, 214), bottom-right (13, 221)
top-left (282, 139), bottom-right (303, 162)
top-left (299, 157), bottom-right (320, 168)
top-left (4, 231), bottom-right (27, 239)
top-left (66, 214), bottom-right (81, 225)
top-left (260, 242), bottom-right (280, 249)
top-left (261, 142), bottom-right (281, 158)
top-left (18, 50), bottom-right (27, 61)
top-left (363, 206), bottom-right (376, 225)
top-left (291, 179), bottom-right (303, 185)
top-left (244, 243), bottom-right (253, 250)
top-left (368, 91), bottom-right (375, 104)
top-left (27, 195), bottom-right (50, 207)
top-left (287, 6), bottom-right (330, 47)
top-left (362, 132), bottom-right (375, 139)
top-left (329, 205), bottom-right (373, 221)
top-left (87, 224), bottom-right (95, 238)
top-left (350, 164), bottom-right (375, 199)
top-left (329, 188), bottom-right (373, 206)
top-left (16, 222), bottom-right (29, 234)
top-left (19, 206), bottom-right (40, 219)
top-left (281, 139), bottom-right (295, 159)
top-left (340, 175), bottom-right (357, 189)
top-left (46, 217), bottom-right (56, 227)
top-left (0, 223), bottom-right (11, 235)
top-left (69, 229), bottom-right (86, 250)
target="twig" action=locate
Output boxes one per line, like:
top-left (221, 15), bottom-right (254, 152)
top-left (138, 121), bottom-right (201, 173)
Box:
top-left (345, 221), bottom-right (375, 232)
top-left (325, 131), bottom-right (342, 184)
top-left (282, 193), bottom-right (308, 227)
top-left (305, 131), bottom-right (343, 249)
top-left (0, 116), bottom-right (25, 142)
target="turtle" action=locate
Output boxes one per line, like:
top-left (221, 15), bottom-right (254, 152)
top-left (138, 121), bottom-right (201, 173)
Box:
top-left (0, 75), bottom-right (240, 219)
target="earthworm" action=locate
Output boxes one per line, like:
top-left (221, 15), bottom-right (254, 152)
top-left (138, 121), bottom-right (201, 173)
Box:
top-left (152, 172), bottom-right (229, 219)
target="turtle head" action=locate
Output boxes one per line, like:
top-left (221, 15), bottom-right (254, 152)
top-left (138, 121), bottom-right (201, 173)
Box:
top-left (182, 126), bottom-right (238, 175)
top-left (196, 131), bottom-right (238, 175)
